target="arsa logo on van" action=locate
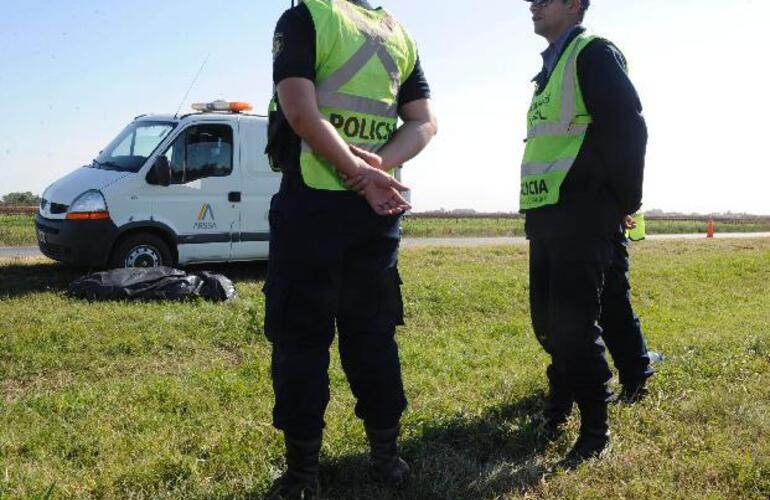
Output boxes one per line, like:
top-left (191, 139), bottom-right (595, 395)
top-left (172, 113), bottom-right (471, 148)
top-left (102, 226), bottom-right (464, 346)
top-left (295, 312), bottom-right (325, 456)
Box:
top-left (198, 204), bottom-right (215, 221)
top-left (194, 204), bottom-right (217, 230)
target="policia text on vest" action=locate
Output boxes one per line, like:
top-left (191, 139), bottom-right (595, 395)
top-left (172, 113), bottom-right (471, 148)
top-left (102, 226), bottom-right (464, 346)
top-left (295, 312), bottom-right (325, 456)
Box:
top-left (329, 113), bottom-right (396, 143)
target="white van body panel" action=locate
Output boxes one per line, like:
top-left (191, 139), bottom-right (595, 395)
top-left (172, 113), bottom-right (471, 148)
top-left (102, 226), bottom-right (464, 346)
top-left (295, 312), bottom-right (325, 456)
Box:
top-left (101, 176), bottom-right (155, 232)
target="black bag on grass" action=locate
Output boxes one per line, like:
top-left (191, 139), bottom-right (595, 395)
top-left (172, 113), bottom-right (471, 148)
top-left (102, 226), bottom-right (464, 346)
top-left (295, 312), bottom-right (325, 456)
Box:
top-left (196, 271), bottom-right (237, 302)
top-left (67, 267), bottom-right (235, 302)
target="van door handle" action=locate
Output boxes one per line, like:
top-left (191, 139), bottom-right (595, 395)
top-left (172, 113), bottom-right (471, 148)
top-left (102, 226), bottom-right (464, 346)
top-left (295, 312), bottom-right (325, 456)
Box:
top-left (228, 191), bottom-right (241, 203)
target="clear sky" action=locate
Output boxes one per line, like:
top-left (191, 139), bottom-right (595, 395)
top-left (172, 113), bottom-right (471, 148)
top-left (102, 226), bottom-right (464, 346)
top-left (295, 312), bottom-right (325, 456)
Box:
top-left (1, 0), bottom-right (768, 214)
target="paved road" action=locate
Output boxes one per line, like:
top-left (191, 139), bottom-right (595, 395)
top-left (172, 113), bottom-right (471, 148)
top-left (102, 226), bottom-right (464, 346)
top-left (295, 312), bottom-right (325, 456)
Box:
top-left (0, 246), bottom-right (43, 258)
top-left (401, 232), bottom-right (770, 248)
top-left (2, 232), bottom-right (769, 259)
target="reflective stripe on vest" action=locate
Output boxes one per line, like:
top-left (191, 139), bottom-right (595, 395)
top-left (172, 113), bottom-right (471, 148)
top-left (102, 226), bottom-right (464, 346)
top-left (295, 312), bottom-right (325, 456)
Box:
top-left (520, 34), bottom-right (597, 210)
top-left (299, 0), bottom-right (416, 191)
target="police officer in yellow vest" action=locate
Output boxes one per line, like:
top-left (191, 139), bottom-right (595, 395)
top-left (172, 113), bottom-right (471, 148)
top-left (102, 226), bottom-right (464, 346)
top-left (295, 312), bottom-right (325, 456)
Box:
top-left (520, 0), bottom-right (648, 466)
top-left (265, 0), bottom-right (436, 496)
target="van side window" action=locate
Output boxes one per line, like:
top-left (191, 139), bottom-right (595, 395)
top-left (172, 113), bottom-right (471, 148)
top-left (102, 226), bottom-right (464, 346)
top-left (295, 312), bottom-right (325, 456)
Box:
top-left (161, 124), bottom-right (234, 184)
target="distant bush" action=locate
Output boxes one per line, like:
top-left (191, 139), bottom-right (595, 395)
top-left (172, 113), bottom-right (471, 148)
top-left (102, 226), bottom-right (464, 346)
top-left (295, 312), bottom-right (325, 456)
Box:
top-left (1, 191), bottom-right (41, 206)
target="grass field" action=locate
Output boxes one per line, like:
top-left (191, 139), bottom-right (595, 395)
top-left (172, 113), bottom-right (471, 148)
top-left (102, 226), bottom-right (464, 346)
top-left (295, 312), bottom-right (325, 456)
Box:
top-left (403, 217), bottom-right (527, 237)
top-left (0, 215), bottom-right (36, 247)
top-left (3, 214), bottom-right (770, 247)
top-left (1, 239), bottom-right (769, 498)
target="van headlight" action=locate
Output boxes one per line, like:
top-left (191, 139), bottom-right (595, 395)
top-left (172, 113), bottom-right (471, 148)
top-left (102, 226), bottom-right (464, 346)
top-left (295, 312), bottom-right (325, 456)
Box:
top-left (67, 190), bottom-right (110, 220)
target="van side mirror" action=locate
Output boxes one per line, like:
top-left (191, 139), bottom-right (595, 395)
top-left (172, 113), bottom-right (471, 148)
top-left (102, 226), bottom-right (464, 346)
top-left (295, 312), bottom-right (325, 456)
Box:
top-left (147, 156), bottom-right (171, 186)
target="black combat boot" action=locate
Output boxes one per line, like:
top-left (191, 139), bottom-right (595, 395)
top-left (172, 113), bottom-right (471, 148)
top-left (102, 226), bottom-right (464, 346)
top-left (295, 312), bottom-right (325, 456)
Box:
top-left (541, 383), bottom-right (573, 440)
top-left (364, 425), bottom-right (410, 486)
top-left (617, 378), bottom-right (649, 403)
top-left (561, 398), bottom-right (610, 469)
top-left (268, 435), bottom-right (322, 499)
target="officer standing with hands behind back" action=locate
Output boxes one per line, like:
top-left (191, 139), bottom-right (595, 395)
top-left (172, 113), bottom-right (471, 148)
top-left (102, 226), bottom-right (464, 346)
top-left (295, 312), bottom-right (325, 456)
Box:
top-left (264, 0), bottom-right (436, 497)
top-left (519, 0), bottom-right (648, 466)
top-left (600, 214), bottom-right (655, 404)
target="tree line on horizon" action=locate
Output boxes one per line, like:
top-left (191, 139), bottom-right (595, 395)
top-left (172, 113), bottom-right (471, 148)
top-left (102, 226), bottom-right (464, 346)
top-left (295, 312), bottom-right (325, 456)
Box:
top-left (1, 192), bottom-right (41, 206)
top-left (418, 208), bottom-right (769, 219)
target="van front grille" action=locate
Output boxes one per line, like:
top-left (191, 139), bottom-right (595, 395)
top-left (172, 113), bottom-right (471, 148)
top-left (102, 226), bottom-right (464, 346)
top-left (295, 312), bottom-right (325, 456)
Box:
top-left (50, 202), bottom-right (68, 214)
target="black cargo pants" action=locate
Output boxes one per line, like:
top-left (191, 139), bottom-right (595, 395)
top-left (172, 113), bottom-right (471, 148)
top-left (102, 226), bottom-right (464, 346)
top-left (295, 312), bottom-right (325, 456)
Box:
top-left (263, 185), bottom-right (407, 440)
top-left (529, 237), bottom-right (614, 405)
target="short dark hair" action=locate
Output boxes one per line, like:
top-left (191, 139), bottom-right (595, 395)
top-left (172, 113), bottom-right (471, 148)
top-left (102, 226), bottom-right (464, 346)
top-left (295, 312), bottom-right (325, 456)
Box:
top-left (570, 0), bottom-right (589, 21)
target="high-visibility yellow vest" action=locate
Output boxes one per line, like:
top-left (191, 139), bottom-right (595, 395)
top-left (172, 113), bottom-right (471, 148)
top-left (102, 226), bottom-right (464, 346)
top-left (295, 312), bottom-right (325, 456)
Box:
top-left (626, 213), bottom-right (646, 241)
top-left (520, 33), bottom-right (597, 210)
top-left (294, 0), bottom-right (418, 190)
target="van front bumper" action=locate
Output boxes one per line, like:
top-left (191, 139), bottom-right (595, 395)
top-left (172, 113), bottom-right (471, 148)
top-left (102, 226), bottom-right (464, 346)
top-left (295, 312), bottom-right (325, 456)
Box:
top-left (35, 214), bottom-right (119, 267)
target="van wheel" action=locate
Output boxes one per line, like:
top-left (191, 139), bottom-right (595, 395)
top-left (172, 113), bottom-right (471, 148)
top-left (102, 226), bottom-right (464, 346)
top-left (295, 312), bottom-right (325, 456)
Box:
top-left (110, 233), bottom-right (174, 268)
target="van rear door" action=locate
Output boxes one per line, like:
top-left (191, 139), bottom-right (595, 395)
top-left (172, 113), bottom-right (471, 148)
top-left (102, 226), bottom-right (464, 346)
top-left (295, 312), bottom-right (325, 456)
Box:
top-left (231, 118), bottom-right (281, 260)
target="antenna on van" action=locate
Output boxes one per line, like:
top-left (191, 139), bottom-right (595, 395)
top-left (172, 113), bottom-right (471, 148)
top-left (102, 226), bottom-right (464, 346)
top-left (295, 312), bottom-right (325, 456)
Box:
top-left (174, 53), bottom-right (211, 118)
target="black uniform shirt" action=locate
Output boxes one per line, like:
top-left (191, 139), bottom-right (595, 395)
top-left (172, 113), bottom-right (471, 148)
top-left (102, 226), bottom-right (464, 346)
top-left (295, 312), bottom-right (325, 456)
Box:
top-left (269, 1), bottom-right (431, 177)
top-left (525, 27), bottom-right (648, 240)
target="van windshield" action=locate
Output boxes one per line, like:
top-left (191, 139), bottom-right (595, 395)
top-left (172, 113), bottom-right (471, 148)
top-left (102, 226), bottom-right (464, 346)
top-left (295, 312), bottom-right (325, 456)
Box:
top-left (93, 121), bottom-right (176, 173)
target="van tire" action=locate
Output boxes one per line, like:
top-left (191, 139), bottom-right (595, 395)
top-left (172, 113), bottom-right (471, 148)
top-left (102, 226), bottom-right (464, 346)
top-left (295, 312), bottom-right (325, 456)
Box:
top-left (110, 233), bottom-right (174, 269)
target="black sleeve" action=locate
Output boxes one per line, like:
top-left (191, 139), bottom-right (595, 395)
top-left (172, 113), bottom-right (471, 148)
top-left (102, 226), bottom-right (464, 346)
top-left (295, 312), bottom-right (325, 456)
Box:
top-left (578, 39), bottom-right (648, 215)
top-left (398, 56), bottom-right (431, 108)
top-left (273, 5), bottom-right (316, 85)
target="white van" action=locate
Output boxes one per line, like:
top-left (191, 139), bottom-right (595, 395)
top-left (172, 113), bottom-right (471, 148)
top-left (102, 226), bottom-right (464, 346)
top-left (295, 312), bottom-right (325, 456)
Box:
top-left (36, 101), bottom-right (281, 268)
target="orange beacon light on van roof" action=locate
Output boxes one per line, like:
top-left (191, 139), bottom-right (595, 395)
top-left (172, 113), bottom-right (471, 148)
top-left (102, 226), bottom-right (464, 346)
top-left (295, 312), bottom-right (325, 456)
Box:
top-left (191, 100), bottom-right (253, 113)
